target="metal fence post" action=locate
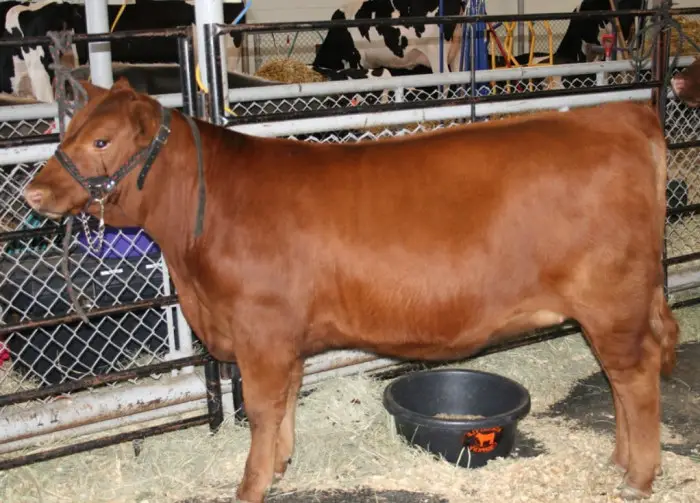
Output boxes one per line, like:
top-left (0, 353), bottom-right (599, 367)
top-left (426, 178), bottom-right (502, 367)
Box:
top-left (204, 22), bottom-right (225, 126)
top-left (650, 0), bottom-right (672, 297)
top-left (177, 31), bottom-right (197, 118)
top-left (85, 0), bottom-right (113, 88)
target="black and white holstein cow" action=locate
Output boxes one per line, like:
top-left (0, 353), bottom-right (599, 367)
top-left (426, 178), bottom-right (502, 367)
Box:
top-left (0, 0), bottom-right (246, 103)
top-left (313, 0), bottom-right (645, 92)
top-left (313, 0), bottom-right (465, 76)
top-left (486, 0), bottom-right (645, 92)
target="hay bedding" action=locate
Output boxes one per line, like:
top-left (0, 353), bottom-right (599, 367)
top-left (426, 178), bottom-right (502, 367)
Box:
top-left (2, 309), bottom-right (700, 503)
top-left (254, 58), bottom-right (328, 84)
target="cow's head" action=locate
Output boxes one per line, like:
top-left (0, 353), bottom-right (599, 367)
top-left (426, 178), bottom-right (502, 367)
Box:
top-left (671, 58), bottom-right (700, 108)
top-left (23, 77), bottom-right (150, 227)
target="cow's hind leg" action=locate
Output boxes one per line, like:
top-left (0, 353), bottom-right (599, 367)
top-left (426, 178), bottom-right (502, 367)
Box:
top-left (273, 358), bottom-right (304, 480)
top-left (583, 321), bottom-right (663, 501)
top-left (609, 386), bottom-right (631, 473)
top-left (235, 349), bottom-right (297, 503)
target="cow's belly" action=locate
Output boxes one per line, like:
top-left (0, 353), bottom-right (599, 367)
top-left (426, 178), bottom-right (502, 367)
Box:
top-left (307, 292), bottom-right (568, 362)
top-left (21, 47), bottom-right (54, 103)
top-left (300, 243), bottom-right (572, 361)
top-left (361, 47), bottom-right (430, 70)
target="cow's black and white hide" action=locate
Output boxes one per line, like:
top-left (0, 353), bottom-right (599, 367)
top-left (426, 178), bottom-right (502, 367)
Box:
top-left (312, 0), bottom-right (466, 75)
top-left (0, 0), bottom-right (247, 103)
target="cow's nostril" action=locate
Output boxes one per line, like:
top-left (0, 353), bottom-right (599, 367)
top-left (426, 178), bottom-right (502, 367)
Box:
top-left (24, 187), bottom-right (45, 208)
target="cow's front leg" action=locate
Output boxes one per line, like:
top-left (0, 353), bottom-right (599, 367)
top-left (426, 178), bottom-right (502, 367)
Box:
top-left (235, 348), bottom-right (298, 503)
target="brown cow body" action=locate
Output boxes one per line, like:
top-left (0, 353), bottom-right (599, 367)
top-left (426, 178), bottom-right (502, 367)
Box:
top-left (23, 79), bottom-right (679, 503)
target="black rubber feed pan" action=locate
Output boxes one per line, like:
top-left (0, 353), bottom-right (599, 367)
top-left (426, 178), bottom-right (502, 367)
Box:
top-left (383, 369), bottom-right (531, 469)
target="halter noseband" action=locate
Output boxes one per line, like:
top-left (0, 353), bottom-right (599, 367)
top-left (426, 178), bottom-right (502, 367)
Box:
top-left (54, 104), bottom-right (173, 207)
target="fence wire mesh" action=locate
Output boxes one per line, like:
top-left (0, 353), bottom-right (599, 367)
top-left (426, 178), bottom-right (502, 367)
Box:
top-left (0, 118), bottom-right (54, 139)
top-left (0, 160), bottom-right (173, 403)
top-left (227, 69), bottom-right (650, 120)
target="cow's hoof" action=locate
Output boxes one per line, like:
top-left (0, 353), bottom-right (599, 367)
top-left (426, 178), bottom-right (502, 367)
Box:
top-left (609, 458), bottom-right (663, 477)
top-left (616, 483), bottom-right (652, 501)
top-left (235, 488), bottom-right (264, 503)
top-left (609, 458), bottom-right (626, 474)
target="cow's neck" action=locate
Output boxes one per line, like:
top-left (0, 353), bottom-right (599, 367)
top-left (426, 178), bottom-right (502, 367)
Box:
top-left (110, 112), bottom-right (227, 271)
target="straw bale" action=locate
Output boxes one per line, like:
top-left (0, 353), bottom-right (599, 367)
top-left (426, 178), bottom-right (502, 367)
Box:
top-left (670, 16), bottom-right (700, 57)
top-left (254, 58), bottom-right (328, 84)
top-left (642, 16), bottom-right (700, 58)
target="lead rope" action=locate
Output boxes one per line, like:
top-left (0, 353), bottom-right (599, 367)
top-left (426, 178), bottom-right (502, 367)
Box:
top-left (182, 114), bottom-right (206, 237)
top-left (47, 30), bottom-right (92, 323)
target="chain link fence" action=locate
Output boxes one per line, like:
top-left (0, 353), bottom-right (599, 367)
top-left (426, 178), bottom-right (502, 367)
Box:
top-left (0, 118), bottom-right (54, 139)
top-left (226, 69), bottom-right (650, 118)
top-left (0, 160), bottom-right (176, 402)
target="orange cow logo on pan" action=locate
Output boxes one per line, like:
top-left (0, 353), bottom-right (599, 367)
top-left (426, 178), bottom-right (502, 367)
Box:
top-left (463, 427), bottom-right (503, 453)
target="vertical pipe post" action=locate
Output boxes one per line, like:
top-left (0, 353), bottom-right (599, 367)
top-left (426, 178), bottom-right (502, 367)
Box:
top-left (177, 31), bottom-right (197, 118)
top-left (650, 0), bottom-right (671, 298)
top-left (84, 0), bottom-right (113, 88)
top-left (231, 364), bottom-right (247, 423)
top-left (204, 22), bottom-right (225, 126)
top-left (204, 358), bottom-right (224, 433)
top-left (517, 0), bottom-right (525, 56)
top-left (438, 0), bottom-right (444, 74)
top-left (469, 22), bottom-right (476, 123)
top-left (195, 0), bottom-right (227, 115)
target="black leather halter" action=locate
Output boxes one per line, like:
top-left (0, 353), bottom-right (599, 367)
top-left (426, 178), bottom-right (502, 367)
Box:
top-left (54, 105), bottom-right (173, 205)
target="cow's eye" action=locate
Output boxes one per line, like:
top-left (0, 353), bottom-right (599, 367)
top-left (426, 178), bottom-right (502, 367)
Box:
top-left (94, 139), bottom-right (110, 149)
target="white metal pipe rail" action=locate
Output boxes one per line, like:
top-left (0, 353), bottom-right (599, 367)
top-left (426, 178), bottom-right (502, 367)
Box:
top-left (0, 56), bottom-right (689, 164)
top-left (0, 55), bottom-right (692, 125)
top-left (224, 57), bottom-right (689, 103)
top-left (231, 88), bottom-right (655, 137)
top-left (0, 349), bottom-right (397, 450)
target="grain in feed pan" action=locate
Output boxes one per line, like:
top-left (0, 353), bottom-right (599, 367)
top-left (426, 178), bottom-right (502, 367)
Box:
top-left (383, 368), bottom-right (531, 468)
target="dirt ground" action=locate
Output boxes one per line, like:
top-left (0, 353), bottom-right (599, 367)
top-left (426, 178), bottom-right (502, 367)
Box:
top-left (1, 308), bottom-right (699, 503)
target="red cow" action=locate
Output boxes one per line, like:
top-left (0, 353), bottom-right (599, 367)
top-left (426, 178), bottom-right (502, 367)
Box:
top-left (23, 78), bottom-right (679, 503)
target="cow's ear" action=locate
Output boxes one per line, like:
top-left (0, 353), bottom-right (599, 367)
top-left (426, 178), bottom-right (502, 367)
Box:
top-left (78, 80), bottom-right (109, 100)
top-left (129, 98), bottom-right (159, 149)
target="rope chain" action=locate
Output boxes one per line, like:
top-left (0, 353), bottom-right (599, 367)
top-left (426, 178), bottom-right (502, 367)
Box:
top-left (47, 30), bottom-right (93, 323)
top-left (47, 30), bottom-right (88, 140)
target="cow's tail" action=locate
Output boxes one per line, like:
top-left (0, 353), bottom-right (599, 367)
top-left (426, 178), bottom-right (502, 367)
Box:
top-left (647, 120), bottom-right (680, 378)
